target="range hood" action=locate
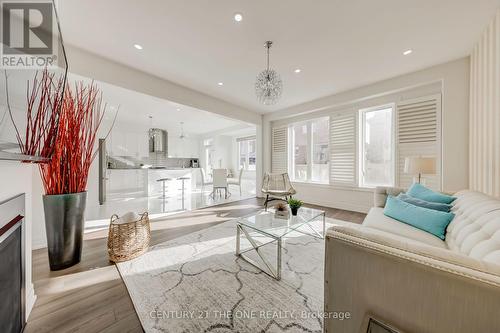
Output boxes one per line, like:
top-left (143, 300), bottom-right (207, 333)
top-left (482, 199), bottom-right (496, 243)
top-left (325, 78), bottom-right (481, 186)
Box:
top-left (149, 128), bottom-right (168, 154)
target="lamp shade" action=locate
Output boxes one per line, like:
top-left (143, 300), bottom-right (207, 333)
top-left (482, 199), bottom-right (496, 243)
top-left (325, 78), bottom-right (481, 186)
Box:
top-left (404, 156), bottom-right (436, 175)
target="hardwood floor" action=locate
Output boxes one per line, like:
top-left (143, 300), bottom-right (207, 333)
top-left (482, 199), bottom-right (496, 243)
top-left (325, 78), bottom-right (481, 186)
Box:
top-left (26, 197), bottom-right (366, 333)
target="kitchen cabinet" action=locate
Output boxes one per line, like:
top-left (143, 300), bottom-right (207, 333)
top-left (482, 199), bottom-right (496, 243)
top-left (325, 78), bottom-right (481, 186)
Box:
top-left (108, 127), bottom-right (199, 159)
top-left (109, 129), bottom-right (148, 158)
top-left (107, 169), bottom-right (148, 195)
top-left (147, 168), bottom-right (200, 195)
top-left (168, 135), bottom-right (199, 158)
top-left (109, 130), bottom-right (126, 156)
top-left (137, 132), bottom-right (149, 158)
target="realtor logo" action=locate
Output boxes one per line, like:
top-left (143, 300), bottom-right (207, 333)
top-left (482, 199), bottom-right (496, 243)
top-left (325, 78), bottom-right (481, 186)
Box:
top-left (1, 1), bottom-right (57, 68)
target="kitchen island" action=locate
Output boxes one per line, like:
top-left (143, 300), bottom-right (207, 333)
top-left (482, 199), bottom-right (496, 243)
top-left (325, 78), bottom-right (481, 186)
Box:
top-left (147, 168), bottom-right (200, 197)
top-left (106, 167), bottom-right (201, 198)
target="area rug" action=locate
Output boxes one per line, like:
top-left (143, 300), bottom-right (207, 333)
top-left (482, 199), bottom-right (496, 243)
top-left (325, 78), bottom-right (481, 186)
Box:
top-left (117, 216), bottom-right (354, 332)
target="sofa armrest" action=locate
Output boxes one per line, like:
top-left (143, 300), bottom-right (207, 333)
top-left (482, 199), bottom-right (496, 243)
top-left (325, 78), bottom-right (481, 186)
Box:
top-left (373, 186), bottom-right (405, 207)
top-left (324, 224), bottom-right (500, 333)
top-left (327, 224), bottom-right (500, 278)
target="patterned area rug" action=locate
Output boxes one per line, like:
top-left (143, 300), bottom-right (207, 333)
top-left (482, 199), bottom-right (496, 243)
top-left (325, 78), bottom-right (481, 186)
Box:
top-left (117, 217), bottom-right (353, 332)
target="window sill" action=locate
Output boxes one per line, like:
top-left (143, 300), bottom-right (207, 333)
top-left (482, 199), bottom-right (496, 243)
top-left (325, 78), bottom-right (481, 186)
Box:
top-left (290, 181), bottom-right (374, 193)
top-left (291, 180), bottom-right (329, 186)
top-left (359, 184), bottom-right (395, 190)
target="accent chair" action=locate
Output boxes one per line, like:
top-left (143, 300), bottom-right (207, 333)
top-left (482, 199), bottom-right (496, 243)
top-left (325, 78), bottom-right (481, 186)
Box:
top-left (261, 172), bottom-right (297, 210)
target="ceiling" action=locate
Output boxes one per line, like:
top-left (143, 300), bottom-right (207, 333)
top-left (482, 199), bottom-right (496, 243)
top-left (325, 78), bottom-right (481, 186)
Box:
top-left (59, 0), bottom-right (500, 113)
top-left (68, 74), bottom-right (250, 135)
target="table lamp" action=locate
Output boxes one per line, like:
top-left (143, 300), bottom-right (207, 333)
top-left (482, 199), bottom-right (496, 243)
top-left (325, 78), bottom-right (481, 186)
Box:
top-left (404, 156), bottom-right (436, 184)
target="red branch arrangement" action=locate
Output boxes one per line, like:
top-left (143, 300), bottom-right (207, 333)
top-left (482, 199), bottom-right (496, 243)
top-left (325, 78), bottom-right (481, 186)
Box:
top-left (5, 69), bottom-right (65, 160)
top-left (39, 82), bottom-right (114, 195)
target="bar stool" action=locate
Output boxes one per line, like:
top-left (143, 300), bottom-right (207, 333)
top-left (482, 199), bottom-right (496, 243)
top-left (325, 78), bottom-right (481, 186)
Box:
top-left (178, 177), bottom-right (190, 210)
top-left (157, 178), bottom-right (173, 200)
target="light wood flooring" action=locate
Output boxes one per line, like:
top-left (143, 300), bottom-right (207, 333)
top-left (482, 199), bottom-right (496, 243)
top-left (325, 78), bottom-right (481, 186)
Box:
top-left (25, 197), bottom-right (366, 333)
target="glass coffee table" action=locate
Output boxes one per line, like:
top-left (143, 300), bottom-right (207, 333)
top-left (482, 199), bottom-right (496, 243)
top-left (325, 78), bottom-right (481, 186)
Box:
top-left (235, 207), bottom-right (326, 280)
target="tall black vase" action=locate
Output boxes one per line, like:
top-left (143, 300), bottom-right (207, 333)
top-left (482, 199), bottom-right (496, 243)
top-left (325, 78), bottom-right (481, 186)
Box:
top-left (43, 192), bottom-right (87, 271)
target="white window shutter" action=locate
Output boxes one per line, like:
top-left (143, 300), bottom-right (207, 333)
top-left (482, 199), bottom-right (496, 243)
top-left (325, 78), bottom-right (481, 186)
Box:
top-left (271, 126), bottom-right (288, 173)
top-left (330, 113), bottom-right (357, 186)
top-left (396, 94), bottom-right (442, 190)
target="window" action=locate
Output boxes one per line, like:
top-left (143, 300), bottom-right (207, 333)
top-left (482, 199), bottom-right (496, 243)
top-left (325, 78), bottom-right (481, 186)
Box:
top-left (359, 105), bottom-right (394, 187)
top-left (237, 137), bottom-right (256, 171)
top-left (204, 138), bottom-right (214, 173)
top-left (289, 117), bottom-right (329, 183)
top-left (291, 122), bottom-right (308, 181)
top-left (311, 118), bottom-right (330, 182)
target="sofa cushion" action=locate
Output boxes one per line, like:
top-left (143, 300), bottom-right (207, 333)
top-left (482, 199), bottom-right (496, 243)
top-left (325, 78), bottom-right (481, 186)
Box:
top-left (363, 207), bottom-right (447, 248)
top-left (407, 183), bottom-right (457, 204)
top-left (446, 190), bottom-right (500, 265)
top-left (383, 196), bottom-right (454, 240)
top-left (397, 193), bottom-right (452, 212)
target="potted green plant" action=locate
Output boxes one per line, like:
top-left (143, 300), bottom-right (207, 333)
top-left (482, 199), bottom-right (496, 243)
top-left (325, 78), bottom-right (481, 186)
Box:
top-left (287, 198), bottom-right (303, 216)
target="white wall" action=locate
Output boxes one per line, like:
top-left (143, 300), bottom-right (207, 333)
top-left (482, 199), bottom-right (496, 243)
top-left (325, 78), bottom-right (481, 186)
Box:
top-left (199, 127), bottom-right (258, 181)
top-left (212, 136), bottom-right (232, 169)
top-left (31, 169), bottom-right (46, 250)
top-left (64, 45), bottom-right (266, 209)
top-left (263, 58), bottom-right (470, 213)
top-left (107, 120), bottom-right (200, 159)
top-left (198, 134), bottom-right (233, 171)
top-left (470, 9), bottom-right (500, 197)
top-left (66, 45), bottom-right (262, 126)
top-left (0, 161), bottom-right (36, 319)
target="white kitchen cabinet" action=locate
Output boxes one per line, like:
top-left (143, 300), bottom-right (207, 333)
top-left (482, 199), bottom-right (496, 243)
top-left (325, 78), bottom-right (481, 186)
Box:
top-left (138, 132), bottom-right (149, 158)
top-left (108, 129), bottom-right (149, 158)
top-left (109, 130), bottom-right (126, 156)
top-left (125, 133), bottom-right (138, 157)
top-left (168, 135), bottom-right (199, 158)
top-left (107, 169), bottom-right (148, 195)
top-left (168, 135), bottom-right (180, 157)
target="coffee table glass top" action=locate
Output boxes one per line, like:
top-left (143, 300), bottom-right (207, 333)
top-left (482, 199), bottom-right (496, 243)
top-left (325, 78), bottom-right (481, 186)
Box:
top-left (237, 207), bottom-right (325, 238)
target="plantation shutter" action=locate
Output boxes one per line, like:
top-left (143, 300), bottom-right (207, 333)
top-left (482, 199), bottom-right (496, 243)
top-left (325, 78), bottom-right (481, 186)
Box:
top-left (330, 113), bottom-right (357, 186)
top-left (396, 94), bottom-right (442, 190)
top-left (271, 126), bottom-right (288, 173)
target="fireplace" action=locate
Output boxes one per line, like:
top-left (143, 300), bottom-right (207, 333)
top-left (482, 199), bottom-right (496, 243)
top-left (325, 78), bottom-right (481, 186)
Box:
top-left (0, 194), bottom-right (25, 333)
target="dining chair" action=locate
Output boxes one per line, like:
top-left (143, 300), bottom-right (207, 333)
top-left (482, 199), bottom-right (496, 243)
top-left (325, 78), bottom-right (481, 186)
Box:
top-left (228, 168), bottom-right (244, 195)
top-left (200, 168), bottom-right (213, 193)
top-left (212, 169), bottom-right (229, 199)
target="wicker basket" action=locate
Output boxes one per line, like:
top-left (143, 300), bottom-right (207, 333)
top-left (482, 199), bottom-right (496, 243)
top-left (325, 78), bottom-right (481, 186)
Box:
top-left (107, 212), bottom-right (151, 263)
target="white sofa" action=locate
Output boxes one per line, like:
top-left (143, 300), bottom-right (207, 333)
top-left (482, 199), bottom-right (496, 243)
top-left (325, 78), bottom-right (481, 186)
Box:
top-left (324, 188), bottom-right (500, 333)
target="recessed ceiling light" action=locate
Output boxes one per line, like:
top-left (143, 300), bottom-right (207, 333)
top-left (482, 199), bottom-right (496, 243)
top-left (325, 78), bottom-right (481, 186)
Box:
top-left (134, 44), bottom-right (143, 50)
top-left (294, 68), bottom-right (301, 73)
top-left (218, 82), bottom-right (224, 86)
top-left (403, 49), bottom-right (413, 55)
top-left (176, 108), bottom-right (181, 111)
top-left (234, 13), bottom-right (243, 22)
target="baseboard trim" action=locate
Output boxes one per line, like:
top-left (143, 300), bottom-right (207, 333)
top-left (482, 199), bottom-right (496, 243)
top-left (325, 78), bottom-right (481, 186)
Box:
top-left (26, 282), bottom-right (36, 320)
top-left (302, 198), bottom-right (369, 213)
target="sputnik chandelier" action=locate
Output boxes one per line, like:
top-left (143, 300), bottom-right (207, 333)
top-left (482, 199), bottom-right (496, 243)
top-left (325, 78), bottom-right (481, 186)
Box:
top-left (255, 41), bottom-right (283, 105)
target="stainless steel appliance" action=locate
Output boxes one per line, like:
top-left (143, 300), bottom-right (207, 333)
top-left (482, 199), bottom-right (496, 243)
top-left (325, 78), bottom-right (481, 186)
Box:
top-left (149, 128), bottom-right (168, 154)
top-left (98, 138), bottom-right (107, 205)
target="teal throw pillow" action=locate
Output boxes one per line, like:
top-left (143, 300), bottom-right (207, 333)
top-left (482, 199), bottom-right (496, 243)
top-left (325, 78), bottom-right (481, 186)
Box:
top-left (407, 183), bottom-right (456, 204)
top-left (397, 193), bottom-right (451, 212)
top-left (384, 195), bottom-right (455, 240)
